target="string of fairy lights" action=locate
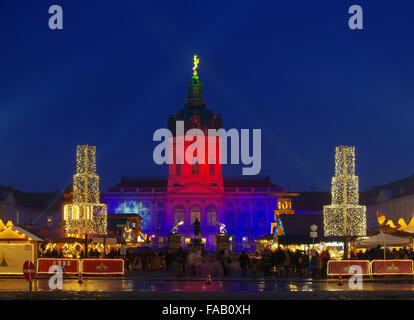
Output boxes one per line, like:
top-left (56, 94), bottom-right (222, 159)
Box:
top-left (64, 145), bottom-right (107, 235)
top-left (323, 146), bottom-right (366, 237)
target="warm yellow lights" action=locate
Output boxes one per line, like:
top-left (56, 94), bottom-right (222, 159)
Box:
top-left (323, 146), bottom-right (366, 236)
top-left (64, 145), bottom-right (107, 235)
top-left (377, 214), bottom-right (414, 231)
top-left (386, 220), bottom-right (397, 228)
top-left (377, 210), bottom-right (386, 225)
top-left (274, 198), bottom-right (294, 219)
top-left (193, 54), bottom-right (199, 76)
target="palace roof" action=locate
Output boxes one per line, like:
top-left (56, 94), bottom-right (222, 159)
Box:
top-left (361, 173), bottom-right (414, 204)
top-left (112, 175), bottom-right (282, 189)
top-left (0, 185), bottom-right (63, 211)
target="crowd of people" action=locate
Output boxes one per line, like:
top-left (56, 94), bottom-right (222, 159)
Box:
top-left (352, 246), bottom-right (414, 260)
top-left (240, 248), bottom-right (331, 279)
top-left (41, 243), bottom-right (414, 278)
top-left (38, 245), bottom-right (334, 278)
top-left (122, 246), bottom-right (332, 278)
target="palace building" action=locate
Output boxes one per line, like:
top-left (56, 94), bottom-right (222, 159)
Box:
top-left (102, 58), bottom-right (284, 249)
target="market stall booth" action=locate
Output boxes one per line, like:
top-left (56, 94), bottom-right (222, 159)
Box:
top-left (255, 234), bottom-right (344, 260)
top-left (327, 230), bottom-right (414, 277)
top-left (0, 219), bottom-right (44, 275)
top-left (255, 213), bottom-right (344, 260)
top-left (355, 231), bottom-right (410, 259)
top-left (40, 235), bottom-right (122, 259)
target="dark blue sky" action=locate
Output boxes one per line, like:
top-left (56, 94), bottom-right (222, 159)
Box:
top-left (0, 0), bottom-right (413, 192)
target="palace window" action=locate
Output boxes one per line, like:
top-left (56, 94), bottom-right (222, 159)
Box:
top-left (242, 213), bottom-right (249, 229)
top-left (210, 164), bottom-right (214, 175)
top-left (176, 164), bottom-right (181, 176)
top-left (190, 205), bottom-right (201, 223)
top-left (206, 206), bottom-right (217, 226)
top-left (192, 162), bottom-right (199, 174)
top-left (157, 211), bottom-right (166, 229)
top-left (174, 206), bottom-right (184, 225)
top-left (226, 213), bottom-right (233, 228)
top-left (257, 214), bottom-right (265, 230)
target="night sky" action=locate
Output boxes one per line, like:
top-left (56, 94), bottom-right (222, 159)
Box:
top-left (1, 0), bottom-right (413, 193)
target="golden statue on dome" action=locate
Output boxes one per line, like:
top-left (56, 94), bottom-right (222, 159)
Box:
top-left (193, 54), bottom-right (199, 76)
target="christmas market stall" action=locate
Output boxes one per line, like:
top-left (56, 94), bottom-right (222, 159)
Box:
top-left (355, 231), bottom-right (410, 258)
top-left (0, 219), bottom-right (44, 275)
top-left (255, 214), bottom-right (344, 260)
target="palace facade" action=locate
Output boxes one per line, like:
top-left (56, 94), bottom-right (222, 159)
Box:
top-left (103, 176), bottom-right (282, 249)
top-left (102, 66), bottom-right (284, 249)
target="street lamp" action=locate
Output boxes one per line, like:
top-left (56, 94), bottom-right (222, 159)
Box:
top-left (310, 224), bottom-right (318, 257)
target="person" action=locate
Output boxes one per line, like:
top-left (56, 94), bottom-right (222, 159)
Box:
top-left (314, 252), bottom-right (322, 279)
top-left (250, 250), bottom-right (261, 278)
top-left (220, 249), bottom-right (232, 276)
top-left (176, 247), bottom-right (185, 277)
top-left (239, 251), bottom-right (249, 278)
top-left (262, 247), bottom-right (272, 277)
top-left (125, 254), bottom-right (131, 272)
top-left (320, 250), bottom-right (330, 278)
top-left (225, 249), bottom-right (232, 276)
top-left (194, 250), bottom-right (202, 276)
top-left (275, 248), bottom-right (285, 277)
top-left (297, 251), bottom-right (304, 275)
top-left (165, 251), bottom-right (172, 271)
top-left (187, 250), bottom-right (196, 276)
top-left (218, 249), bottom-right (225, 275)
top-left (283, 249), bottom-right (291, 277)
top-left (308, 255), bottom-right (314, 276)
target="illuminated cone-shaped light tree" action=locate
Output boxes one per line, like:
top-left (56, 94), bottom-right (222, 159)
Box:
top-left (323, 146), bottom-right (366, 237)
top-left (64, 145), bottom-right (107, 236)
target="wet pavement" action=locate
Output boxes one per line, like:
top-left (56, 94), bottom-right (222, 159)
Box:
top-left (2, 277), bottom-right (414, 299)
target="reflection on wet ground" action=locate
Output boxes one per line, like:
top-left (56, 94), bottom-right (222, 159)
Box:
top-left (2, 278), bottom-right (414, 293)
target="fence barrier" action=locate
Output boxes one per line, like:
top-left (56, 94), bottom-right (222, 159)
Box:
top-left (37, 258), bottom-right (124, 275)
top-left (327, 260), bottom-right (371, 276)
top-left (328, 259), bottom-right (414, 276)
top-left (81, 259), bottom-right (124, 275)
top-left (371, 259), bottom-right (413, 275)
top-left (37, 258), bottom-right (80, 274)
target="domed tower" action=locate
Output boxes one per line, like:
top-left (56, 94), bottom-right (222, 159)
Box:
top-left (167, 55), bottom-right (223, 192)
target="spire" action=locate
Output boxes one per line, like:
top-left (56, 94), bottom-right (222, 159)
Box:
top-left (185, 54), bottom-right (205, 107)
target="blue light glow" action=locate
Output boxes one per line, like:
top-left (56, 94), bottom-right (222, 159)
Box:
top-left (114, 201), bottom-right (151, 230)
